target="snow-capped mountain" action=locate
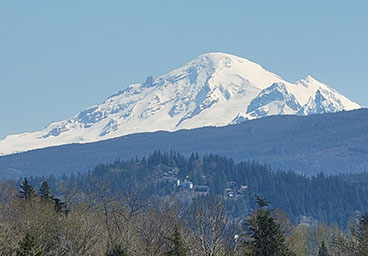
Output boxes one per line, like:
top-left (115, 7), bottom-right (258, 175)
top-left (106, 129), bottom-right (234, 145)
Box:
top-left (0, 53), bottom-right (361, 155)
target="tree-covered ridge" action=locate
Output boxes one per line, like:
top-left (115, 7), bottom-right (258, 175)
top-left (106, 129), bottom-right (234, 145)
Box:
top-left (26, 151), bottom-right (368, 228)
top-left (2, 108), bottom-right (368, 179)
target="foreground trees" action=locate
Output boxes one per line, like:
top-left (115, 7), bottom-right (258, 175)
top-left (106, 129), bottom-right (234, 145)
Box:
top-left (244, 195), bottom-right (294, 256)
top-left (1, 180), bottom-right (368, 255)
top-left (164, 226), bottom-right (188, 256)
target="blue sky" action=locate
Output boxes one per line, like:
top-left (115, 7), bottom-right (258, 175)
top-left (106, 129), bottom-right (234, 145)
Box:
top-left (0, 0), bottom-right (367, 139)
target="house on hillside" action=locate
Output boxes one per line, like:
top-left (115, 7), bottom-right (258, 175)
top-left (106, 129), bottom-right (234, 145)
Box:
top-left (225, 181), bottom-right (248, 198)
top-left (177, 179), bottom-right (193, 190)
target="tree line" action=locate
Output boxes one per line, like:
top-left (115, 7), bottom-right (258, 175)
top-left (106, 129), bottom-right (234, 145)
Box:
top-left (24, 151), bottom-right (368, 228)
top-left (1, 178), bottom-right (368, 255)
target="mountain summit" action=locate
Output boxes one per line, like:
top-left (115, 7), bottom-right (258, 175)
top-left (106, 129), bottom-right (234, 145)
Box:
top-left (0, 53), bottom-right (361, 155)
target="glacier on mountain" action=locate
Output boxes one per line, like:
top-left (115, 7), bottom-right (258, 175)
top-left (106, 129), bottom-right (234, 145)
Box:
top-left (0, 53), bottom-right (361, 155)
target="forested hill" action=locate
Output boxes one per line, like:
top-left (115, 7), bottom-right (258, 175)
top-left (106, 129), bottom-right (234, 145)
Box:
top-left (27, 151), bottom-right (368, 229)
top-left (1, 108), bottom-right (368, 179)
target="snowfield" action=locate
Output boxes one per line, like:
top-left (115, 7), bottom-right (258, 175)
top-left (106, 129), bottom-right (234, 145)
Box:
top-left (0, 52), bottom-right (361, 155)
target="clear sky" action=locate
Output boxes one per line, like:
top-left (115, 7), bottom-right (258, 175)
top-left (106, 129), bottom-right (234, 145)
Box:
top-left (0, 0), bottom-right (367, 139)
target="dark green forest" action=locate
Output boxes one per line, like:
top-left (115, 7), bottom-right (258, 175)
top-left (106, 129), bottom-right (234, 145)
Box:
top-left (25, 151), bottom-right (368, 229)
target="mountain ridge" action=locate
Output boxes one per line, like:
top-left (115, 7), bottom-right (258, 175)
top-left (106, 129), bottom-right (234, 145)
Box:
top-left (1, 108), bottom-right (368, 179)
top-left (0, 52), bottom-right (361, 155)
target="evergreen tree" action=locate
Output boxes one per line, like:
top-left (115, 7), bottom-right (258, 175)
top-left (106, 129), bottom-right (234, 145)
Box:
top-left (52, 197), bottom-right (68, 215)
top-left (358, 212), bottom-right (368, 255)
top-left (317, 241), bottom-right (329, 256)
top-left (16, 233), bottom-right (42, 256)
top-left (19, 178), bottom-right (35, 201)
top-left (164, 225), bottom-right (188, 256)
top-left (39, 181), bottom-right (51, 202)
top-left (245, 195), bottom-right (294, 256)
top-left (106, 244), bottom-right (127, 256)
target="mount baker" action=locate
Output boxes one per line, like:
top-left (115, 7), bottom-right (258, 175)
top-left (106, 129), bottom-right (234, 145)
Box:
top-left (0, 52), bottom-right (361, 155)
